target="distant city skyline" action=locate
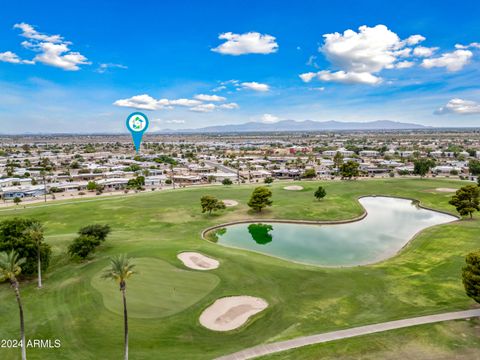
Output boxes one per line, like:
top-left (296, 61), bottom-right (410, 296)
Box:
top-left (0, 0), bottom-right (479, 134)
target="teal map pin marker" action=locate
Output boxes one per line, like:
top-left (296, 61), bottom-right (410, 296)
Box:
top-left (126, 112), bottom-right (149, 152)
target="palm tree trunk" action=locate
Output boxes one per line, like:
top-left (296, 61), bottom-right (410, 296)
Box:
top-left (122, 286), bottom-right (128, 360)
top-left (12, 279), bottom-right (26, 360)
top-left (37, 244), bottom-right (42, 289)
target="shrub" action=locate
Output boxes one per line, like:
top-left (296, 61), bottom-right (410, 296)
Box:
top-left (68, 235), bottom-right (100, 259)
top-left (78, 224), bottom-right (111, 241)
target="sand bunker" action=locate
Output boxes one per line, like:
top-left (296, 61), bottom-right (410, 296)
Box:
top-left (222, 199), bottom-right (239, 207)
top-left (284, 185), bottom-right (304, 191)
top-left (435, 188), bottom-right (457, 193)
top-left (200, 296), bottom-right (268, 331)
top-left (177, 252), bottom-right (219, 271)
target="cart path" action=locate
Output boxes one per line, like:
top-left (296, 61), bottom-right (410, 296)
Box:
top-left (214, 309), bottom-right (480, 360)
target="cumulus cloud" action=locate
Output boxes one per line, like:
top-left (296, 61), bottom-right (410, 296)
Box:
top-left (7, 22), bottom-right (91, 71)
top-left (219, 102), bottom-right (239, 109)
top-left (194, 94), bottom-right (226, 102)
top-left (241, 81), bottom-right (270, 92)
top-left (413, 46), bottom-right (438, 57)
top-left (114, 94), bottom-right (162, 110)
top-left (13, 23), bottom-right (63, 43)
top-left (114, 94), bottom-right (238, 113)
top-left (261, 113), bottom-right (280, 123)
top-left (435, 98), bottom-right (480, 115)
top-left (212, 32), bottom-right (278, 55)
top-left (190, 103), bottom-right (217, 112)
top-left (317, 70), bottom-right (382, 85)
top-left (421, 49), bottom-right (473, 71)
top-left (395, 60), bottom-right (414, 69)
top-left (404, 34), bottom-right (426, 46)
top-left (0, 51), bottom-right (33, 64)
top-left (455, 42), bottom-right (480, 50)
top-left (28, 41), bottom-right (90, 71)
top-left (299, 25), bottom-right (428, 85)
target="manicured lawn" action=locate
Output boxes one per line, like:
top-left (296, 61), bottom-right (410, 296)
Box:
top-left (91, 257), bottom-right (220, 318)
top-left (258, 318), bottom-right (480, 360)
top-left (0, 178), bottom-right (478, 359)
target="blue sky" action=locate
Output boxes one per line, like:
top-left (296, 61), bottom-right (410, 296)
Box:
top-left (1, 0), bottom-right (479, 133)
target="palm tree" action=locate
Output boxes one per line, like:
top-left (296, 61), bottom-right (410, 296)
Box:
top-left (24, 221), bottom-right (44, 288)
top-left (0, 251), bottom-right (27, 360)
top-left (102, 255), bottom-right (136, 360)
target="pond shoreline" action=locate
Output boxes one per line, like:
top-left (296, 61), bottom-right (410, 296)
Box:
top-left (200, 195), bottom-right (459, 268)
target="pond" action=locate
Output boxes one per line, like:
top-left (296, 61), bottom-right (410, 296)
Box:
top-left (210, 197), bottom-right (457, 267)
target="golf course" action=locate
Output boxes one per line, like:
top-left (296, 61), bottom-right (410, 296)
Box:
top-left (0, 178), bottom-right (479, 359)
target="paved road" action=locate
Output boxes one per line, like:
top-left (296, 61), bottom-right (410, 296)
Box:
top-left (203, 160), bottom-right (238, 174)
top-left (215, 309), bottom-right (480, 360)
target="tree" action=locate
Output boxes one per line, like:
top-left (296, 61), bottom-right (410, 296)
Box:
top-left (102, 255), bottom-right (136, 360)
top-left (314, 186), bottom-right (327, 200)
top-left (449, 185), bottom-right (480, 219)
top-left (462, 251), bottom-right (480, 304)
top-left (339, 161), bottom-right (360, 179)
top-left (222, 178), bottom-right (233, 185)
top-left (264, 177), bottom-right (274, 184)
top-left (333, 151), bottom-right (344, 169)
top-left (469, 159), bottom-right (480, 176)
top-left (68, 235), bottom-right (101, 259)
top-left (200, 196), bottom-right (226, 214)
top-left (87, 181), bottom-right (98, 191)
top-left (302, 168), bottom-right (316, 179)
top-left (248, 186), bottom-right (273, 212)
top-left (78, 224), bottom-right (111, 241)
top-left (127, 176), bottom-right (145, 190)
top-left (0, 218), bottom-right (52, 276)
top-left (0, 251), bottom-right (27, 360)
top-left (14, 197), bottom-right (22, 206)
top-left (24, 221), bottom-right (44, 288)
top-left (413, 158), bottom-right (435, 177)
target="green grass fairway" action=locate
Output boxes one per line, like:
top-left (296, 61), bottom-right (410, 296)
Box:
top-left (0, 178), bottom-right (479, 359)
top-left (91, 257), bottom-right (220, 318)
top-left (258, 318), bottom-right (480, 360)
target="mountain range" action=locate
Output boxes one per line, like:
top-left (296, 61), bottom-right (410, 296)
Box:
top-left (159, 120), bottom-right (428, 133)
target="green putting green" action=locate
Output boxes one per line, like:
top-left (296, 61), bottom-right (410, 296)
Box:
top-left (91, 257), bottom-right (220, 318)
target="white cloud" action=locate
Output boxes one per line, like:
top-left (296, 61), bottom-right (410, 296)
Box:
top-left (194, 94), bottom-right (226, 102)
top-left (169, 98), bottom-right (202, 107)
top-left (212, 32), bottom-right (278, 55)
top-left (113, 94), bottom-right (161, 110)
top-left (317, 70), bottom-right (382, 85)
top-left (261, 113), bottom-right (280, 123)
top-left (455, 42), bottom-right (480, 50)
top-left (0, 51), bottom-right (33, 64)
top-left (299, 72), bottom-right (317, 83)
top-left (96, 63), bottom-right (128, 73)
top-left (301, 25), bottom-right (427, 85)
top-left (241, 81), bottom-right (270, 92)
top-left (435, 98), bottom-right (480, 115)
top-left (114, 94), bottom-right (238, 112)
top-left (413, 46), bottom-right (438, 57)
top-left (421, 49), bottom-right (473, 72)
top-left (219, 102), bottom-right (239, 109)
top-left (13, 23), bottom-right (63, 43)
top-left (30, 41), bottom-right (90, 71)
top-left (404, 34), bottom-right (426, 46)
top-left (9, 22), bottom-right (90, 71)
top-left (190, 103), bottom-right (217, 112)
top-left (395, 60), bottom-right (415, 69)
top-left (321, 25), bottom-right (403, 74)
top-left (212, 85), bottom-right (226, 92)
